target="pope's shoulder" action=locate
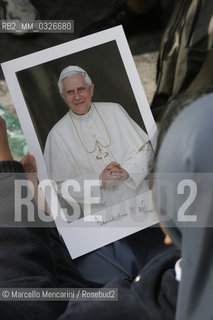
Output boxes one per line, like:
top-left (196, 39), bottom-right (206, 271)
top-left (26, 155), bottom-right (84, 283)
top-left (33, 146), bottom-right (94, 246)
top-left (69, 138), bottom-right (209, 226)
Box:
top-left (47, 102), bottom-right (125, 137)
top-left (94, 102), bottom-right (124, 114)
top-left (47, 112), bottom-right (70, 137)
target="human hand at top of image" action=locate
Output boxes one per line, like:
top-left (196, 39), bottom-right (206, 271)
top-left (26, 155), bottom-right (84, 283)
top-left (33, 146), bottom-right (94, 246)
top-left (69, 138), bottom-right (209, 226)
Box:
top-left (100, 161), bottom-right (129, 188)
top-left (20, 154), bottom-right (37, 174)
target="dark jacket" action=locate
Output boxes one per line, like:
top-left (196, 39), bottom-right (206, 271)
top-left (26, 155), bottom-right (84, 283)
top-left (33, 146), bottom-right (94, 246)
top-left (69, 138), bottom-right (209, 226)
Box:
top-left (59, 249), bottom-right (180, 320)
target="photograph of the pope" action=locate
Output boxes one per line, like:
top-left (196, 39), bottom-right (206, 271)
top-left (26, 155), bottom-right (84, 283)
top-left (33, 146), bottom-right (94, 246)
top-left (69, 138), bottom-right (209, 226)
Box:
top-left (44, 65), bottom-right (153, 217)
top-left (3, 31), bottom-right (164, 285)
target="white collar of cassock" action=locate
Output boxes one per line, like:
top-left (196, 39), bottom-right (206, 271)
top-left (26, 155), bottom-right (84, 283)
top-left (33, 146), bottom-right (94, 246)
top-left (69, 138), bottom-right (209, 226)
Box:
top-left (175, 258), bottom-right (182, 282)
top-left (69, 104), bottom-right (93, 120)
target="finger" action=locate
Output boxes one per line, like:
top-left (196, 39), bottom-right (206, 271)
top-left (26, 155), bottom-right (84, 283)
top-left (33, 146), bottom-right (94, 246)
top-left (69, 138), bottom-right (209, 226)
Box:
top-left (105, 173), bottom-right (122, 180)
top-left (0, 117), bottom-right (7, 137)
top-left (105, 166), bottom-right (122, 173)
top-left (120, 168), bottom-right (129, 180)
top-left (105, 162), bottom-right (121, 170)
top-left (0, 116), bottom-right (6, 127)
top-left (21, 154), bottom-right (37, 173)
top-left (0, 117), bottom-right (13, 161)
top-left (105, 167), bottom-right (122, 174)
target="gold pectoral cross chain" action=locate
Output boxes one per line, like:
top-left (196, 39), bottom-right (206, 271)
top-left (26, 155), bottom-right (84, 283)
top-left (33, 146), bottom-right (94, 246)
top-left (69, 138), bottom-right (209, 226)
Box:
top-left (69, 104), bottom-right (111, 164)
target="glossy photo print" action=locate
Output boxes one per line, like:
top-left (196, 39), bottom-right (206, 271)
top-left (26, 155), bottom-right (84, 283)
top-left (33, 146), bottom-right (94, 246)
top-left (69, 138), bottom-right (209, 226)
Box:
top-left (2, 26), bottom-right (158, 258)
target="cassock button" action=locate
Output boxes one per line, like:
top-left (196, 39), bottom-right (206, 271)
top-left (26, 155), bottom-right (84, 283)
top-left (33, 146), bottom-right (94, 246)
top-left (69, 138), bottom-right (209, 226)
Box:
top-left (134, 275), bottom-right (141, 283)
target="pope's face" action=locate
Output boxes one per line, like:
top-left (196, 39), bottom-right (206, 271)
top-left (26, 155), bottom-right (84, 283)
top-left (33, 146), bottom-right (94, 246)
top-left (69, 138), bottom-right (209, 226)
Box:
top-left (61, 74), bottom-right (94, 115)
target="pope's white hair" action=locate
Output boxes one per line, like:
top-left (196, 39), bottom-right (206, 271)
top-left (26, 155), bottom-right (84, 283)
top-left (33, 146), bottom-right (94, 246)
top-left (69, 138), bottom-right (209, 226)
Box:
top-left (58, 66), bottom-right (93, 92)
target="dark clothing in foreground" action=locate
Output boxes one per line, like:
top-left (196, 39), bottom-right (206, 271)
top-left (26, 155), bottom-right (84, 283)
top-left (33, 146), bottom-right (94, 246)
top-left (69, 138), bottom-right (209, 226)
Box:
top-left (59, 250), bottom-right (179, 320)
top-left (0, 160), bottom-right (179, 319)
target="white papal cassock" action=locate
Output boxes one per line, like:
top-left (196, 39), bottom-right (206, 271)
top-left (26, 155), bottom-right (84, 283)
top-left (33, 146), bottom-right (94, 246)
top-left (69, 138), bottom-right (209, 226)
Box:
top-left (44, 102), bottom-right (152, 214)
